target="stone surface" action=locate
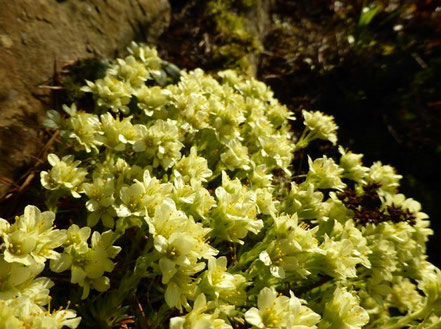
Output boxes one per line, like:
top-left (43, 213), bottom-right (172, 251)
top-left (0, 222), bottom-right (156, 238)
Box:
top-left (244, 0), bottom-right (274, 75)
top-left (0, 0), bottom-right (170, 196)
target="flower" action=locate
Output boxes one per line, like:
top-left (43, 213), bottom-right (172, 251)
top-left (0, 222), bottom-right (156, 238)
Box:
top-left (108, 55), bottom-right (150, 88)
top-left (31, 42), bottom-right (441, 329)
top-left (170, 294), bottom-right (232, 329)
top-left (40, 154), bottom-right (88, 198)
top-left (127, 42), bottom-right (162, 72)
top-left (220, 139), bottom-right (251, 171)
top-left (201, 256), bottom-right (247, 305)
top-left (366, 162), bottom-right (402, 194)
top-left (320, 287), bottom-right (369, 329)
top-left (59, 104), bottom-right (102, 152)
top-left (282, 182), bottom-right (324, 219)
top-left (1, 206), bottom-right (66, 266)
top-left (245, 287), bottom-right (320, 329)
top-left (298, 110), bottom-right (338, 148)
top-left (116, 169), bottom-right (172, 218)
top-left (259, 214), bottom-right (322, 279)
top-left (147, 199), bottom-right (216, 299)
top-left (50, 230), bottom-right (120, 299)
top-left (0, 296), bottom-right (81, 329)
top-left (257, 134), bottom-right (294, 174)
top-left (96, 113), bottom-right (138, 151)
top-left (0, 255), bottom-right (44, 299)
top-left (174, 147), bottom-right (213, 183)
top-left (133, 119), bottom-right (184, 169)
top-left (319, 236), bottom-right (361, 280)
top-left (338, 146), bottom-right (368, 183)
top-left (306, 156), bottom-right (345, 191)
top-left (249, 164), bottom-right (273, 188)
top-left (418, 265), bottom-right (441, 311)
top-left (136, 85), bottom-right (169, 116)
top-left (83, 177), bottom-right (116, 227)
top-left (62, 224), bottom-right (91, 254)
top-left (81, 76), bottom-right (132, 114)
top-left (172, 178), bottom-right (216, 220)
top-left (211, 172), bottom-right (263, 244)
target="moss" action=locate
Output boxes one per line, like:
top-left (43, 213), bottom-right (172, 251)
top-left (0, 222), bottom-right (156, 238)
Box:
top-left (205, 0), bottom-right (262, 75)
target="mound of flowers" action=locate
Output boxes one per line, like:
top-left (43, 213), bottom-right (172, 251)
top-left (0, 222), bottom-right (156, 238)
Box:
top-left (1, 43), bottom-right (440, 328)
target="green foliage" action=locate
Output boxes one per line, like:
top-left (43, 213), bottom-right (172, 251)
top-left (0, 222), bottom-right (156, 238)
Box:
top-left (1, 43), bottom-right (441, 328)
top-left (358, 4), bottom-right (382, 27)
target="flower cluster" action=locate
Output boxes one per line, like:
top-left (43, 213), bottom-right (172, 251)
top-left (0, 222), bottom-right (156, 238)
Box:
top-left (50, 226), bottom-right (121, 299)
top-left (0, 206), bottom-right (80, 328)
top-left (3, 42), bottom-right (439, 328)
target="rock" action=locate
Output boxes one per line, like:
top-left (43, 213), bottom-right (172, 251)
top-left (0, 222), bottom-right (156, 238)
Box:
top-left (0, 0), bottom-right (170, 196)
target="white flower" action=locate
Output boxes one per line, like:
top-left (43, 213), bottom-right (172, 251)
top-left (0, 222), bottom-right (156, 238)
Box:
top-left (203, 256), bottom-right (247, 305)
top-left (220, 139), bottom-right (251, 171)
top-left (367, 162), bottom-right (402, 194)
top-left (133, 119), bottom-right (184, 169)
top-left (40, 154), bottom-right (87, 198)
top-left (297, 110), bottom-right (338, 148)
top-left (169, 294), bottom-right (232, 329)
top-left (321, 287), bottom-right (369, 329)
top-left (96, 113), bottom-right (138, 151)
top-left (116, 169), bottom-right (171, 218)
top-left (319, 236), bottom-right (361, 280)
top-left (339, 146), bottom-right (368, 183)
top-left (174, 147), bottom-right (212, 183)
top-left (245, 287), bottom-right (320, 329)
top-left (211, 172), bottom-right (263, 244)
top-left (260, 214), bottom-right (322, 279)
top-left (60, 104), bottom-right (102, 153)
top-left (1, 206), bottom-right (66, 266)
top-left (306, 156), bottom-right (345, 191)
top-left (147, 199), bottom-right (216, 284)
top-left (108, 55), bottom-right (150, 88)
top-left (81, 76), bottom-right (132, 113)
top-left (0, 255), bottom-right (44, 300)
top-left (50, 230), bottom-right (120, 299)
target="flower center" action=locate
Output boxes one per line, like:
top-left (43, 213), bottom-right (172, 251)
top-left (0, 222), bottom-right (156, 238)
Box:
top-left (262, 308), bottom-right (281, 328)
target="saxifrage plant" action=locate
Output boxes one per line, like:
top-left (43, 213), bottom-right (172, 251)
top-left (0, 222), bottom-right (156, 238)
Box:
top-left (1, 42), bottom-right (440, 329)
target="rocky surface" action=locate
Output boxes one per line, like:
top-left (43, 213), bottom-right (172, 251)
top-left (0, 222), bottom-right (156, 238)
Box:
top-left (0, 0), bottom-right (170, 196)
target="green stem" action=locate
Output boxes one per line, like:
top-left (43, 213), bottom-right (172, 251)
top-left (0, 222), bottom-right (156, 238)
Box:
top-left (382, 302), bottom-right (433, 329)
top-left (426, 319), bottom-right (441, 329)
top-left (150, 303), bottom-right (172, 329)
top-left (293, 275), bottom-right (333, 296)
top-left (111, 239), bottom-right (157, 302)
top-left (46, 189), bottom-right (67, 213)
top-left (207, 170), bottom-right (222, 183)
top-left (295, 129), bottom-right (313, 151)
top-left (230, 230), bottom-right (275, 272)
